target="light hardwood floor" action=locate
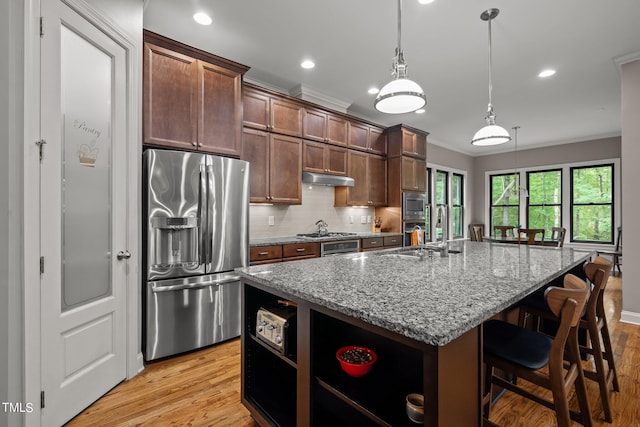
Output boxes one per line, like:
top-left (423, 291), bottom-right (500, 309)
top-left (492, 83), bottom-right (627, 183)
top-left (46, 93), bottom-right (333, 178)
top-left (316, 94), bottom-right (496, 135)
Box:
top-left (68, 275), bottom-right (638, 426)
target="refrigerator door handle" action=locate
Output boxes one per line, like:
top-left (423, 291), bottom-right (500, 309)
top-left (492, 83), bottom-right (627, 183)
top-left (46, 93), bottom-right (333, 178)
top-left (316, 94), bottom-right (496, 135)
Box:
top-left (199, 163), bottom-right (207, 266)
top-left (150, 275), bottom-right (241, 293)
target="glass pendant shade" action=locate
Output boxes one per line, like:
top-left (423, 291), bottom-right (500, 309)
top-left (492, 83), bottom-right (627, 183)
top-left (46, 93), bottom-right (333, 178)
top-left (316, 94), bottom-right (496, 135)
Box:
top-left (374, 0), bottom-right (426, 115)
top-left (471, 8), bottom-right (510, 146)
top-left (375, 78), bottom-right (426, 114)
top-left (471, 123), bottom-right (511, 146)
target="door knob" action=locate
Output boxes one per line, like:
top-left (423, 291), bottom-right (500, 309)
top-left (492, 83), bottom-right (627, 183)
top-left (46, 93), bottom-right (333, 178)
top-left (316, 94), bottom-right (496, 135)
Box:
top-left (117, 250), bottom-right (131, 260)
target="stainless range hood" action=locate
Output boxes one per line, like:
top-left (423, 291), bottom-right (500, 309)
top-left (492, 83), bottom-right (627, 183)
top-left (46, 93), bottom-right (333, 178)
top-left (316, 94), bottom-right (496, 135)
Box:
top-left (302, 172), bottom-right (355, 187)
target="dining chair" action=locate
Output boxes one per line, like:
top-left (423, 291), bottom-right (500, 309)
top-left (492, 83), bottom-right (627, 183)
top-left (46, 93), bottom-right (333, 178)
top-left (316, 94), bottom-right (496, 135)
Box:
top-left (517, 228), bottom-right (545, 245)
top-left (551, 227), bottom-right (567, 247)
top-left (469, 223), bottom-right (484, 242)
top-left (493, 225), bottom-right (515, 240)
top-left (596, 226), bottom-right (622, 275)
top-left (483, 274), bottom-right (592, 427)
top-left (517, 256), bottom-right (619, 422)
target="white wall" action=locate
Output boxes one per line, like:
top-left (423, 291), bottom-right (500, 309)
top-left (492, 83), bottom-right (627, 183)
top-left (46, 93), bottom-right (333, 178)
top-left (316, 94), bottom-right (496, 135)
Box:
top-left (1, 1), bottom-right (25, 426)
top-left (621, 59), bottom-right (640, 322)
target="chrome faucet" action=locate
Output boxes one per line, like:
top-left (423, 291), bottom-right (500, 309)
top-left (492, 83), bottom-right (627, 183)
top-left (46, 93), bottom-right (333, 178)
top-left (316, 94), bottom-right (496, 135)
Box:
top-left (434, 205), bottom-right (449, 256)
top-left (315, 219), bottom-right (329, 235)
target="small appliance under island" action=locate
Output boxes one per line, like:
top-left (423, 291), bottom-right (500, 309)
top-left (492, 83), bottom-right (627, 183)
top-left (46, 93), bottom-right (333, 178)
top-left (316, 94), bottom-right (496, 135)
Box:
top-left (236, 241), bottom-right (593, 426)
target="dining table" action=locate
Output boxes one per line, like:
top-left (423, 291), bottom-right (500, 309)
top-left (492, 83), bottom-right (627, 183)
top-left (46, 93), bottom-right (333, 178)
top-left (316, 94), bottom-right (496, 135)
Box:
top-left (483, 235), bottom-right (560, 247)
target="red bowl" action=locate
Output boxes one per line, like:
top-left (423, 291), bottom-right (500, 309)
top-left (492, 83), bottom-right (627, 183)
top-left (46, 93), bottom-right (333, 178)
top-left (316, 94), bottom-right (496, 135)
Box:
top-left (336, 346), bottom-right (377, 377)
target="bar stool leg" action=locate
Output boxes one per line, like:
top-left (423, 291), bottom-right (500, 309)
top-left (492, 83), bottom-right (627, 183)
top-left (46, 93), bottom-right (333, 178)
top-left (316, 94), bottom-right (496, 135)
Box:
top-left (599, 314), bottom-right (620, 392)
top-left (586, 318), bottom-right (614, 422)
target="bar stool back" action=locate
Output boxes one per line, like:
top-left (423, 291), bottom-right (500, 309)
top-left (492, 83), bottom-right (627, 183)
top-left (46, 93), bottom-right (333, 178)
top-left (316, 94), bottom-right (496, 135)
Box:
top-left (483, 274), bottom-right (592, 427)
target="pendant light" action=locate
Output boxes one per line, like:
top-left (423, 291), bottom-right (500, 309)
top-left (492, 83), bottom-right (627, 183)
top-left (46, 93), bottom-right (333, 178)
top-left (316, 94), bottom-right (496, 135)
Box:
top-left (374, 0), bottom-right (426, 114)
top-left (471, 9), bottom-right (511, 146)
top-left (512, 125), bottom-right (529, 197)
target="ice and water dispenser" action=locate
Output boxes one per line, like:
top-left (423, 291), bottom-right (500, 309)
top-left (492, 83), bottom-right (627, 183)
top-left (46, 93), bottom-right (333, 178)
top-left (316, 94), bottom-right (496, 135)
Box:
top-left (150, 216), bottom-right (200, 268)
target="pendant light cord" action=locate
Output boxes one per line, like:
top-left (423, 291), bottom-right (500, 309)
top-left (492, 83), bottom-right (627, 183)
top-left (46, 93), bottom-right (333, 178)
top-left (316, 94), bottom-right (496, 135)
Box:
top-left (397, 0), bottom-right (402, 54)
top-left (487, 14), bottom-right (493, 111)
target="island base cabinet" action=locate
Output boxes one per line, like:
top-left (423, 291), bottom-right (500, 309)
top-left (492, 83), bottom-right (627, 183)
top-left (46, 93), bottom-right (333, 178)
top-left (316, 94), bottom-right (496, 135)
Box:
top-left (241, 281), bottom-right (480, 427)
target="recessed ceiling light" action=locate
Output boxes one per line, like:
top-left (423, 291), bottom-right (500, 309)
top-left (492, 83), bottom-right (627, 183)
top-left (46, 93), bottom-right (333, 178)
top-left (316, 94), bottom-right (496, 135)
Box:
top-left (415, 108), bottom-right (426, 114)
top-left (301, 60), bottom-right (315, 69)
top-left (538, 69), bottom-right (556, 78)
top-left (418, 0), bottom-right (435, 4)
top-left (193, 12), bottom-right (212, 26)
top-left (368, 87), bottom-right (380, 95)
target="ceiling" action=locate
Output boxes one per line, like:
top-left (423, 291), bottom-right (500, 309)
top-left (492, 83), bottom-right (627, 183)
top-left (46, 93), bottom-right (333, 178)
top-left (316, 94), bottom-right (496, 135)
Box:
top-left (143, 0), bottom-right (640, 156)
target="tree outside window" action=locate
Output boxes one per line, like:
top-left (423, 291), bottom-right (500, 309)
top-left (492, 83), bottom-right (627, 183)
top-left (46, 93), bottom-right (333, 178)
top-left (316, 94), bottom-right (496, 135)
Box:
top-left (435, 170), bottom-right (448, 240)
top-left (425, 168), bottom-right (431, 241)
top-left (452, 173), bottom-right (463, 238)
top-left (490, 173), bottom-right (519, 234)
top-left (527, 169), bottom-right (562, 238)
top-left (571, 164), bottom-right (613, 243)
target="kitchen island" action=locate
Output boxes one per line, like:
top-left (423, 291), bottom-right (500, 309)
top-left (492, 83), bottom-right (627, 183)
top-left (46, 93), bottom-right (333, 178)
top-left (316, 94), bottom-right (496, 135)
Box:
top-left (236, 241), bottom-right (593, 426)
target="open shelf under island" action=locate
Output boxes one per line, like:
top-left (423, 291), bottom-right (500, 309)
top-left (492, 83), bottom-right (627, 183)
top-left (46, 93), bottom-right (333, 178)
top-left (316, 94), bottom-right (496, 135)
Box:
top-left (237, 241), bottom-right (593, 426)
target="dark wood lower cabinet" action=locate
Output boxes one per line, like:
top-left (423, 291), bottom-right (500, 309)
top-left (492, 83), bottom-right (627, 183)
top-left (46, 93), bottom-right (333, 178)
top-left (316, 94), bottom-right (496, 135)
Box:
top-left (241, 281), bottom-right (481, 427)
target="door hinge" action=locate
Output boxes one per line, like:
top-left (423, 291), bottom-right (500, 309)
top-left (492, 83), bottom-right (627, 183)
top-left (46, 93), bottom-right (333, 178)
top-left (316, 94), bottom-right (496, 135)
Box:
top-left (40, 17), bottom-right (44, 37)
top-left (40, 256), bottom-right (44, 274)
top-left (35, 139), bottom-right (46, 162)
top-left (41, 390), bottom-right (45, 409)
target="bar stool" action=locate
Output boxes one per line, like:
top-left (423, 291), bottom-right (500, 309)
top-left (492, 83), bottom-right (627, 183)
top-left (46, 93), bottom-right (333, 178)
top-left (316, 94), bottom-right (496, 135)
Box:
top-left (483, 274), bottom-right (592, 427)
top-left (518, 256), bottom-right (619, 422)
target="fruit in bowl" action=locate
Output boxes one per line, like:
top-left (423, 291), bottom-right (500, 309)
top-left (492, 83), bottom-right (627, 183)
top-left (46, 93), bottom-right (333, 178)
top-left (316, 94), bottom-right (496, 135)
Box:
top-left (336, 346), bottom-right (377, 377)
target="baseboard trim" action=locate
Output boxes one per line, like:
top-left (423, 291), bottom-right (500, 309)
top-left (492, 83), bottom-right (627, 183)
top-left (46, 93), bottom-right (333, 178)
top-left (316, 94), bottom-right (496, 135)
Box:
top-left (620, 310), bottom-right (640, 325)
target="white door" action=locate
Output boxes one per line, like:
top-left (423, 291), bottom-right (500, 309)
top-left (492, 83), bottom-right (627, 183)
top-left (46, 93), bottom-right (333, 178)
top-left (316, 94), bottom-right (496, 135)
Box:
top-left (40, 1), bottom-right (128, 425)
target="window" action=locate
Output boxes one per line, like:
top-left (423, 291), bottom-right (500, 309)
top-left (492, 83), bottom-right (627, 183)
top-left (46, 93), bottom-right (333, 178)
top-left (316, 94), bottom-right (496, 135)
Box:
top-left (527, 169), bottom-right (562, 237)
top-left (425, 168), bottom-right (431, 241)
top-left (452, 173), bottom-right (464, 238)
top-left (571, 164), bottom-right (614, 243)
top-left (490, 173), bottom-right (520, 232)
top-left (435, 170), bottom-right (448, 240)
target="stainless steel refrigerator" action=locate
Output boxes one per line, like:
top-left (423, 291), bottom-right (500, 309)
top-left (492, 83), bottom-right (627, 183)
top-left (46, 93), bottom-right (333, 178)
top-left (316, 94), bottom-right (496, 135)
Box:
top-left (142, 149), bottom-right (249, 361)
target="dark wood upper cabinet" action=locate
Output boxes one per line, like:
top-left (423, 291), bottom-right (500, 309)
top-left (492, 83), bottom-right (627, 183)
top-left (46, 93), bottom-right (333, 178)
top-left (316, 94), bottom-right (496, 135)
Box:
top-left (143, 42), bottom-right (198, 151)
top-left (243, 85), bottom-right (303, 138)
top-left (197, 61), bottom-right (242, 156)
top-left (242, 86), bottom-right (270, 131)
top-left (270, 98), bottom-right (303, 137)
top-left (335, 151), bottom-right (386, 207)
top-left (348, 121), bottom-right (387, 155)
top-left (303, 108), bottom-right (348, 146)
top-left (143, 31), bottom-right (248, 157)
top-left (303, 141), bottom-right (347, 176)
top-left (387, 124), bottom-right (427, 160)
top-left (242, 128), bottom-right (302, 204)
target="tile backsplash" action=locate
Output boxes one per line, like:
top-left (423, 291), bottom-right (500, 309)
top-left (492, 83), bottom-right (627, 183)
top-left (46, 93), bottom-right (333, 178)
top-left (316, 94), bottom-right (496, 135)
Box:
top-left (249, 185), bottom-right (375, 238)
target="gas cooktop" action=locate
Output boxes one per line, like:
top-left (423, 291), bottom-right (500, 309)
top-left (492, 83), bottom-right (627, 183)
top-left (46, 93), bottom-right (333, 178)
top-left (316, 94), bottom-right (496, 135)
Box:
top-left (296, 232), bottom-right (358, 239)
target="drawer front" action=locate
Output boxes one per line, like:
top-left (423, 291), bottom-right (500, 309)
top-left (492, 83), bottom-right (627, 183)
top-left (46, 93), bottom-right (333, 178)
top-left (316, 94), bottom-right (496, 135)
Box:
top-left (361, 237), bottom-right (384, 249)
top-left (383, 235), bottom-right (402, 247)
top-left (282, 242), bottom-right (320, 258)
top-left (250, 245), bottom-right (283, 262)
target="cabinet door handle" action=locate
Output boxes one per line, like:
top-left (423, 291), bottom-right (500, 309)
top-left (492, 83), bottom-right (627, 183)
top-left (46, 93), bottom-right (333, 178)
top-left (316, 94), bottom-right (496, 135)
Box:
top-left (192, 142), bottom-right (197, 147)
top-left (258, 252), bottom-right (269, 256)
top-left (296, 248), bottom-right (306, 252)
top-left (370, 241), bottom-right (377, 244)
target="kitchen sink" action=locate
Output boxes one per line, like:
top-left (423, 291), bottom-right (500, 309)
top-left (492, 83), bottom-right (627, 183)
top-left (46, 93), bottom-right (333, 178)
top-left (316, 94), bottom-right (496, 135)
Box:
top-left (380, 247), bottom-right (462, 259)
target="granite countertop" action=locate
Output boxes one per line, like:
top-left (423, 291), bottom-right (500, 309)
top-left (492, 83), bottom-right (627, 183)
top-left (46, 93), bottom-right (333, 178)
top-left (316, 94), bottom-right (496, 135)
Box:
top-left (236, 241), bottom-right (593, 346)
top-left (250, 231), bottom-right (402, 247)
